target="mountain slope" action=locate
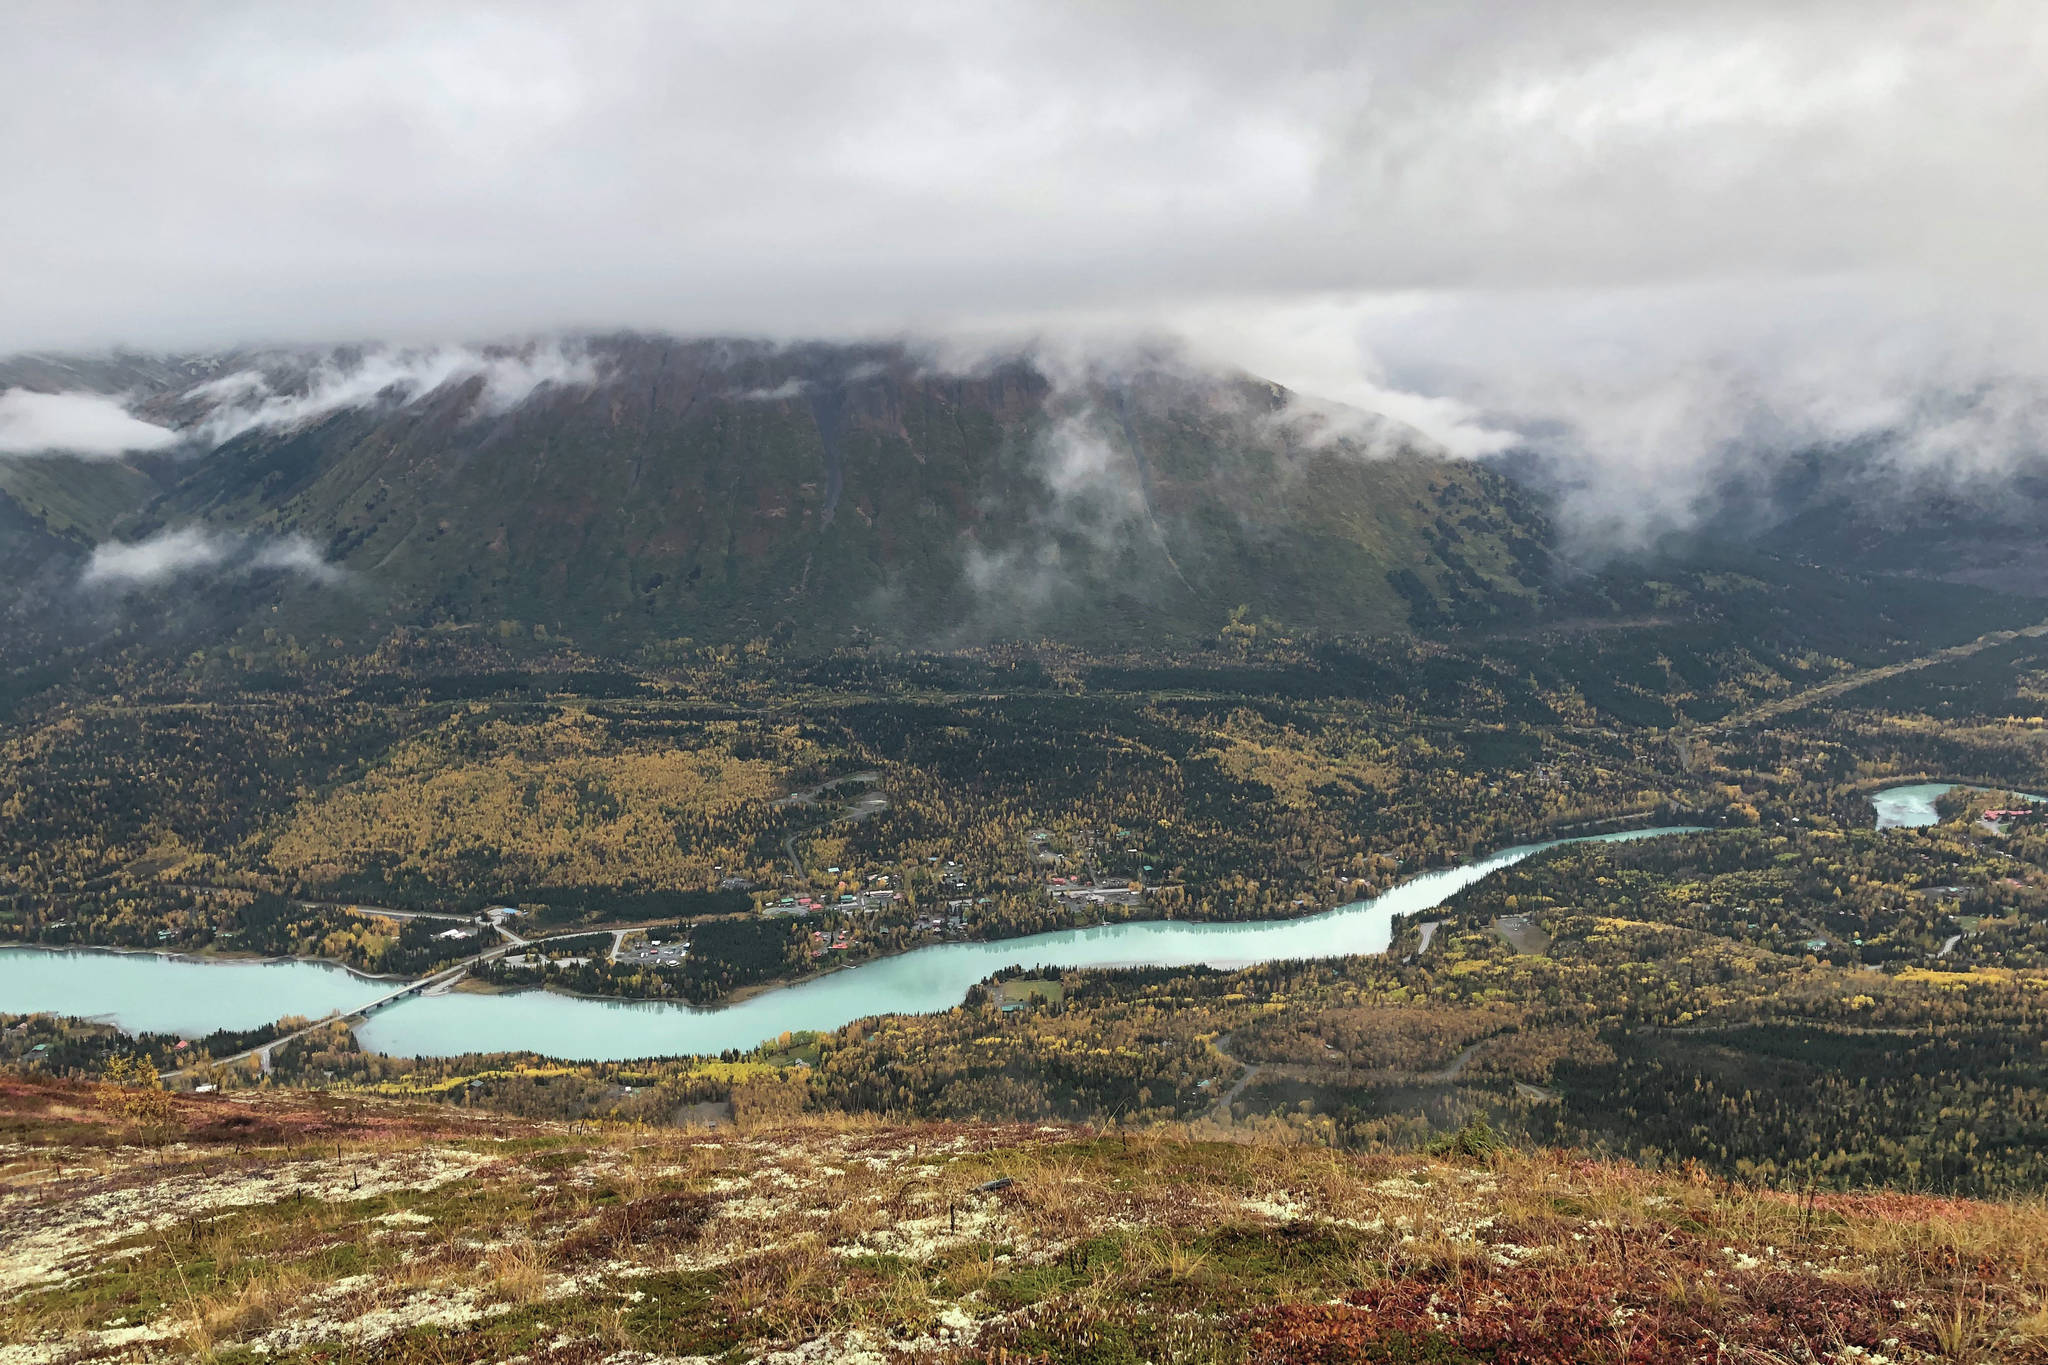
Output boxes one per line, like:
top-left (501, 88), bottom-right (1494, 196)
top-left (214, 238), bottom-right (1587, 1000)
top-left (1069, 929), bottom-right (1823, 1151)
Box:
top-left (0, 457), bottom-right (166, 544)
top-left (5, 336), bottom-right (1555, 650)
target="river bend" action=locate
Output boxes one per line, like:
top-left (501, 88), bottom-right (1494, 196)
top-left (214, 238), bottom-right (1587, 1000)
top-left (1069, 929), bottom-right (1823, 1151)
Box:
top-left (3, 827), bottom-right (1699, 1060)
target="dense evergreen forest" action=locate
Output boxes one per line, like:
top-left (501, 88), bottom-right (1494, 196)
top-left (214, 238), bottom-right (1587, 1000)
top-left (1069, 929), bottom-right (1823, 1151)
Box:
top-left (4, 559), bottom-right (2028, 954)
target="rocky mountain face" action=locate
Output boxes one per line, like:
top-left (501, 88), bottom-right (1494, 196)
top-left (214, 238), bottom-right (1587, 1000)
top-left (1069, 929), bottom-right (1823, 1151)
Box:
top-left (0, 335), bottom-right (1555, 653)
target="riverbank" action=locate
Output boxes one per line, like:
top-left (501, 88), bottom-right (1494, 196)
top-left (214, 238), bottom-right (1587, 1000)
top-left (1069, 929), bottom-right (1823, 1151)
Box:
top-left (1867, 777), bottom-right (2048, 830)
top-left (6, 803), bottom-right (1725, 1020)
top-left (0, 946), bottom-right (398, 1039)
top-left (8, 824), bottom-right (1708, 1059)
top-left (462, 807), bottom-right (1726, 1011)
top-left (1857, 774), bottom-right (2046, 799)
top-left (476, 948), bottom-right (876, 1011)
top-left (370, 826), bottom-right (1711, 1058)
top-left (0, 939), bottom-right (412, 985)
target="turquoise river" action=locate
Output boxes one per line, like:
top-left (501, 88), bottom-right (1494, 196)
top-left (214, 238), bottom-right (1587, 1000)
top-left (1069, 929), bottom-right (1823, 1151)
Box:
top-left (0, 827), bottom-right (1713, 1060)
top-left (7, 781), bottom-right (1992, 1060)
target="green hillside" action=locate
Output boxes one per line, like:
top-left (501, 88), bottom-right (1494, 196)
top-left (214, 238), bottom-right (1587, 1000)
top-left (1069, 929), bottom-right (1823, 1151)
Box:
top-left (0, 456), bottom-right (163, 542)
top-left (78, 337), bottom-right (1552, 650)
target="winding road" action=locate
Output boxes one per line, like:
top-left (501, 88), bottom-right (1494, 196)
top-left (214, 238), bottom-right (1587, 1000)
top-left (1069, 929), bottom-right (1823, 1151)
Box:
top-left (1200, 1033), bottom-right (1264, 1123)
top-left (775, 772), bottom-right (887, 885)
top-left (1709, 616), bottom-right (2048, 731)
top-left (1200, 1030), bottom-right (1503, 1125)
top-left (165, 885), bottom-right (480, 925)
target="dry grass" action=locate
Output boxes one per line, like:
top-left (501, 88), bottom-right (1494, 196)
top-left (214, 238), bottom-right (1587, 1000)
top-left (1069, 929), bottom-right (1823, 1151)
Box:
top-left (181, 1264), bottom-right (315, 1354)
top-left (1131, 1229), bottom-right (1212, 1282)
top-left (14, 1087), bottom-right (2048, 1362)
top-left (482, 1237), bottom-right (550, 1304)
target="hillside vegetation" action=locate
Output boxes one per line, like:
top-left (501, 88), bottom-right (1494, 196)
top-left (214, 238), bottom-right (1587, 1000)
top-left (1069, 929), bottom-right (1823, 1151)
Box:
top-left (0, 338), bottom-right (1555, 652)
top-left (7, 1072), bottom-right (2048, 1364)
top-left (261, 709), bottom-right (802, 907)
top-left (5, 555), bottom-right (2045, 1016)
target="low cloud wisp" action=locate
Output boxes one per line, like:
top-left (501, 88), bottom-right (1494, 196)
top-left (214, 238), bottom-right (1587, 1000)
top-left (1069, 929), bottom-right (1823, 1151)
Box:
top-left (193, 343), bottom-right (597, 446)
top-left (0, 389), bottom-right (179, 458)
top-left (81, 526), bottom-right (342, 590)
top-left (2, 343), bottom-right (595, 468)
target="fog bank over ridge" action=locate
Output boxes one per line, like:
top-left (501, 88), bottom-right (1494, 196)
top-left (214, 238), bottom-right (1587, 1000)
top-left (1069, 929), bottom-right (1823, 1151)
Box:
top-left (6, 316), bottom-right (2045, 559)
top-left (2, 2), bottom-right (2044, 548)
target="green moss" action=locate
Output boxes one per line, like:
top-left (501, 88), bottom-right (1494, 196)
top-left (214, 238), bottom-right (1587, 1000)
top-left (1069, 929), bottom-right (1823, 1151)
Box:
top-left (838, 1251), bottom-right (911, 1277)
top-left (1192, 1223), bottom-right (1374, 1291)
top-left (622, 1269), bottom-right (748, 1357)
top-left (1352, 1332), bottom-right (1491, 1364)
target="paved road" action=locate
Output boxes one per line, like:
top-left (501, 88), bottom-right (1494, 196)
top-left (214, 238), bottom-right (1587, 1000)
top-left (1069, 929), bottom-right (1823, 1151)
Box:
top-left (161, 946), bottom-right (510, 1081)
top-left (776, 772), bottom-right (890, 885)
top-left (155, 920), bottom-right (613, 1083)
top-left (1201, 1030), bottom-right (1500, 1125)
top-left (1419, 1038), bottom-right (1492, 1085)
top-left (1709, 616), bottom-right (2048, 731)
top-left (781, 830), bottom-right (809, 885)
top-left (330, 903), bottom-right (477, 924)
top-left (165, 885), bottom-right (479, 924)
top-left (1201, 1032), bottom-right (1263, 1123)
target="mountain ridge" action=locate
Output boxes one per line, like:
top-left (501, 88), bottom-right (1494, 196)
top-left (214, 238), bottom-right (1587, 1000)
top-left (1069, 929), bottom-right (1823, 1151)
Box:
top-left (0, 335), bottom-right (1554, 651)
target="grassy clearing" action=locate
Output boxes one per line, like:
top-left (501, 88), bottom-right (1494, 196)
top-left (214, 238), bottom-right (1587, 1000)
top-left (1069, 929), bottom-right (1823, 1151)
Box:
top-left (995, 978), bottom-right (1067, 1009)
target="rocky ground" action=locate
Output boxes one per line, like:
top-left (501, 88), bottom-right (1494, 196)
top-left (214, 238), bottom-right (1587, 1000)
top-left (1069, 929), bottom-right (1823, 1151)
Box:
top-left (4, 1072), bottom-right (2048, 1363)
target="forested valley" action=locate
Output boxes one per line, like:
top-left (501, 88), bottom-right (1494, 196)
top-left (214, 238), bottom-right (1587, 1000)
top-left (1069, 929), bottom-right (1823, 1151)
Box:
top-left (15, 554), bottom-right (2048, 1195)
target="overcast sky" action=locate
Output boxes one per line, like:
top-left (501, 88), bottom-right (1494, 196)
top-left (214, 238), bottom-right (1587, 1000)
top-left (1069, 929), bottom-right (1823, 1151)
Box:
top-left (6, 1), bottom-right (2046, 534)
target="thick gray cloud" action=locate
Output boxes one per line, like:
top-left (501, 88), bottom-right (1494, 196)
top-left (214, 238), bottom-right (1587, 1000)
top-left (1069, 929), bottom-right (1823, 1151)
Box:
top-left (1168, 281), bottom-right (2048, 544)
top-left (6, 1), bottom-right (2039, 348)
top-left (0, 389), bottom-right (178, 457)
top-left (4, 1), bottom-right (2045, 539)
